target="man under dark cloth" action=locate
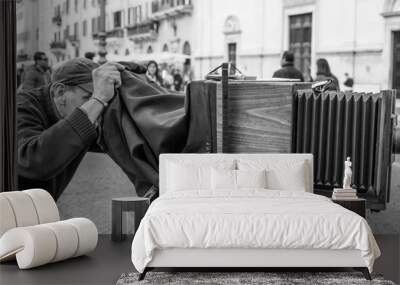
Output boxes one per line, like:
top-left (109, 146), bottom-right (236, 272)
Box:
top-left (17, 58), bottom-right (125, 200)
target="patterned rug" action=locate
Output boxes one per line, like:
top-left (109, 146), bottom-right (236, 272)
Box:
top-left (116, 271), bottom-right (396, 285)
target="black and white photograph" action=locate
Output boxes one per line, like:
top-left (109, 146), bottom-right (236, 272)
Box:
top-left (0, 0), bottom-right (399, 284)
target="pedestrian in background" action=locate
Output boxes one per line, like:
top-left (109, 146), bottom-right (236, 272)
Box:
top-left (272, 51), bottom-right (304, 81)
top-left (315, 58), bottom-right (340, 91)
top-left (161, 64), bottom-right (173, 90)
top-left (17, 64), bottom-right (25, 87)
top-left (173, 68), bottom-right (183, 91)
top-left (183, 59), bottom-right (194, 89)
top-left (146, 60), bottom-right (163, 87)
top-left (20, 51), bottom-right (51, 90)
top-left (84, 52), bottom-right (96, 61)
top-left (343, 72), bottom-right (354, 91)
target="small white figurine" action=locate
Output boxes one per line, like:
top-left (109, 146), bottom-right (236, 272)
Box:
top-left (343, 157), bottom-right (352, 189)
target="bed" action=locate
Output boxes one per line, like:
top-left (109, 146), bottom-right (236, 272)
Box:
top-left (131, 153), bottom-right (380, 280)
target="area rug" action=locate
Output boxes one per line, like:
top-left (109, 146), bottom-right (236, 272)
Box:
top-left (116, 271), bottom-right (396, 285)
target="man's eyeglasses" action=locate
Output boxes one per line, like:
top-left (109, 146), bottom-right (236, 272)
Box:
top-left (40, 57), bottom-right (48, 61)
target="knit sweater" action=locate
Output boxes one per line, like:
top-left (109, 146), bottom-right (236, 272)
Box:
top-left (17, 85), bottom-right (98, 200)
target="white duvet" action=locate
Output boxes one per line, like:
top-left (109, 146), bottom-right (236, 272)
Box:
top-left (131, 190), bottom-right (380, 273)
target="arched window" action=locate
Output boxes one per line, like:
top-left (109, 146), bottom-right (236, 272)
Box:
top-left (147, 45), bottom-right (153, 54)
top-left (182, 41), bottom-right (191, 55)
top-left (162, 43), bottom-right (168, 52)
top-left (125, 48), bottom-right (130, 56)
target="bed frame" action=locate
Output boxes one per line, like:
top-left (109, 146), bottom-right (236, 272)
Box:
top-left (140, 248), bottom-right (371, 280)
top-left (138, 153), bottom-right (372, 281)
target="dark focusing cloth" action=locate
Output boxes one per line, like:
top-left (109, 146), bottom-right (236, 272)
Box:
top-left (100, 69), bottom-right (213, 198)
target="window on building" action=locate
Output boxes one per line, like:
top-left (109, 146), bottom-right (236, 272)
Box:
top-left (392, 31), bottom-right (400, 91)
top-left (65, 25), bottom-right (70, 38)
top-left (74, 22), bottom-right (78, 38)
top-left (83, 0), bottom-right (86, 9)
top-left (162, 43), bottom-right (168, 52)
top-left (83, 20), bottom-right (87, 36)
top-left (66, 0), bottom-right (69, 14)
top-left (289, 13), bottom-right (312, 81)
top-left (228, 42), bottom-right (237, 66)
top-left (128, 8), bottom-right (133, 25)
top-left (114, 11), bottom-right (122, 28)
top-left (147, 45), bottom-right (153, 54)
top-left (183, 41), bottom-right (191, 55)
top-left (128, 6), bottom-right (142, 26)
top-left (92, 17), bottom-right (95, 34)
top-left (173, 23), bottom-right (177, 36)
top-left (92, 0), bottom-right (96, 7)
top-left (75, 0), bottom-right (78, 12)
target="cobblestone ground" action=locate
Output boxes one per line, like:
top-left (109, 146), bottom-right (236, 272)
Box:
top-left (58, 153), bottom-right (400, 234)
top-left (367, 161), bottom-right (400, 234)
top-left (57, 153), bottom-right (135, 234)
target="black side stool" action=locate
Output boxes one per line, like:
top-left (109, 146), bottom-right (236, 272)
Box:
top-left (112, 197), bottom-right (150, 242)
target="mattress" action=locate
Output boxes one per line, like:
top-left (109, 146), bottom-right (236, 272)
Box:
top-left (131, 190), bottom-right (380, 273)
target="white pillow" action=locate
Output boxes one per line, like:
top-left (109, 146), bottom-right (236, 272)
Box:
top-left (237, 159), bottom-right (307, 192)
top-left (211, 169), bottom-right (267, 190)
top-left (211, 168), bottom-right (236, 190)
top-left (167, 162), bottom-right (211, 191)
top-left (236, 169), bottom-right (267, 189)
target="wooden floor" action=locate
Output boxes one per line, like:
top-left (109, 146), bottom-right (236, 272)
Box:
top-left (0, 235), bottom-right (398, 285)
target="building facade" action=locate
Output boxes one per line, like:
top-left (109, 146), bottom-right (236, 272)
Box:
top-left (192, 0), bottom-right (396, 92)
top-left (17, 0), bottom-right (399, 91)
top-left (16, 0), bottom-right (39, 66)
top-left (37, 0), bottom-right (194, 67)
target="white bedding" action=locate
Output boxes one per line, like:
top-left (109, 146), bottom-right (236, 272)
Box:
top-left (131, 190), bottom-right (380, 273)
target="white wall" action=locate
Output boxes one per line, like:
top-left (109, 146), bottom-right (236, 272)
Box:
top-left (193, 0), bottom-right (390, 89)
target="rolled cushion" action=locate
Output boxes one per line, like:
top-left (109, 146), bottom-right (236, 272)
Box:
top-left (0, 189), bottom-right (59, 238)
top-left (0, 196), bottom-right (17, 237)
top-left (23, 189), bottom-right (60, 224)
top-left (1, 191), bottom-right (39, 227)
top-left (63, 218), bottom-right (98, 257)
top-left (0, 226), bottom-right (57, 268)
top-left (42, 221), bottom-right (79, 262)
top-left (0, 218), bottom-right (98, 269)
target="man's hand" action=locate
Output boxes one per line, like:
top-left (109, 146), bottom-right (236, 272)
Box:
top-left (92, 62), bottom-right (125, 103)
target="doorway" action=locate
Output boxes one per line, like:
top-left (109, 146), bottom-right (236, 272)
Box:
top-left (289, 13), bottom-right (312, 81)
top-left (392, 31), bottom-right (400, 97)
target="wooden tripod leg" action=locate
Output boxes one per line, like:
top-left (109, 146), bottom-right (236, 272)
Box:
top-left (138, 268), bottom-right (148, 281)
top-left (354, 267), bottom-right (372, 280)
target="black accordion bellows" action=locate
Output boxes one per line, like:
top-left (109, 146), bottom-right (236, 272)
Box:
top-left (291, 90), bottom-right (396, 210)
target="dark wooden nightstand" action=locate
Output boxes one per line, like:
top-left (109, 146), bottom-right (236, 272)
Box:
top-left (332, 198), bottom-right (366, 218)
top-left (112, 197), bottom-right (150, 242)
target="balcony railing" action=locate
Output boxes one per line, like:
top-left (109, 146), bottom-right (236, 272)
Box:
top-left (127, 21), bottom-right (158, 43)
top-left (106, 28), bottom-right (124, 38)
top-left (52, 14), bottom-right (62, 26)
top-left (16, 53), bottom-right (29, 62)
top-left (150, 1), bottom-right (193, 20)
top-left (50, 41), bottom-right (66, 49)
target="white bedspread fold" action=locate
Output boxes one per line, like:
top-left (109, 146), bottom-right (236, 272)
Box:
top-left (131, 190), bottom-right (380, 273)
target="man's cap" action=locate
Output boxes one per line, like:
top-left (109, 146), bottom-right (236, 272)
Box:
top-left (51, 58), bottom-right (99, 93)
